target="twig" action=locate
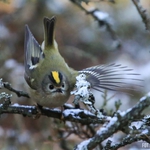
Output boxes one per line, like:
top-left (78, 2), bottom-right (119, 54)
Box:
top-left (3, 82), bottom-right (30, 98)
top-left (74, 92), bottom-right (150, 149)
top-left (109, 131), bottom-right (150, 150)
top-left (132, 0), bottom-right (150, 31)
top-left (70, 0), bottom-right (121, 48)
top-left (0, 78), bottom-right (29, 98)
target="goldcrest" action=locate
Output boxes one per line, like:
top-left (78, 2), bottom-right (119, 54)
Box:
top-left (24, 16), bottom-right (141, 108)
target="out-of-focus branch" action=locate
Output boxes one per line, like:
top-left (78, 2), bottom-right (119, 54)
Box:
top-left (132, 0), bottom-right (150, 31)
top-left (75, 93), bottom-right (150, 150)
top-left (74, 0), bottom-right (115, 3)
top-left (70, 0), bottom-right (121, 48)
top-left (107, 130), bottom-right (150, 149)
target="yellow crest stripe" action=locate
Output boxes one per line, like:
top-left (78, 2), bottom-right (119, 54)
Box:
top-left (52, 71), bottom-right (60, 84)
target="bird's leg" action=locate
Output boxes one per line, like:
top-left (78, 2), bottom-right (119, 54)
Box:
top-left (33, 103), bottom-right (43, 119)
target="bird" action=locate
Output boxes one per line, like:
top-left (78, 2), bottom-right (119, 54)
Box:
top-left (24, 16), bottom-right (142, 109)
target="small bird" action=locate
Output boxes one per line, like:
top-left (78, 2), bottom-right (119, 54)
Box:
top-left (24, 16), bottom-right (142, 108)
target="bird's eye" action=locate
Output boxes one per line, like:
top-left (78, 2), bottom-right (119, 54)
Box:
top-left (49, 84), bottom-right (54, 90)
top-left (62, 83), bottom-right (65, 88)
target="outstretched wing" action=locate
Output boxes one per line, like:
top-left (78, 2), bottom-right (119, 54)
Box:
top-left (24, 25), bottom-right (44, 89)
top-left (79, 63), bottom-right (143, 92)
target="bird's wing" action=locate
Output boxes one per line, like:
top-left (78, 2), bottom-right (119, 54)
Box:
top-left (79, 63), bottom-right (143, 92)
top-left (24, 25), bottom-right (44, 89)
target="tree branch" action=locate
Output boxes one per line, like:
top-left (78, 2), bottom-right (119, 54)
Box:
top-left (0, 100), bottom-right (108, 124)
top-left (70, 0), bottom-right (121, 48)
top-left (132, 0), bottom-right (150, 31)
top-left (108, 130), bottom-right (150, 149)
top-left (0, 79), bottom-right (30, 98)
top-left (75, 92), bottom-right (150, 149)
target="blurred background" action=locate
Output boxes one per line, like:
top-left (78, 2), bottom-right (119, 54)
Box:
top-left (0, 0), bottom-right (150, 149)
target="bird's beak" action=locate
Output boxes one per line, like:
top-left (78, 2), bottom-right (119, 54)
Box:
top-left (56, 89), bottom-right (62, 93)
